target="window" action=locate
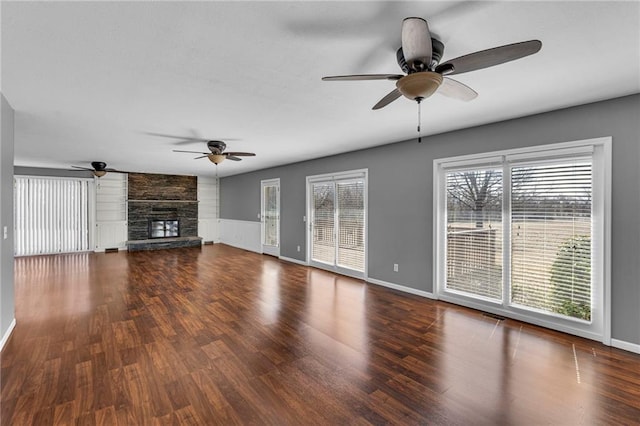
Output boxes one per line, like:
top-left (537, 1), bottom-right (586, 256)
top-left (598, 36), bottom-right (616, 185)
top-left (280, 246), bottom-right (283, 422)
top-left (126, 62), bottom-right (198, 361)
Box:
top-left (14, 176), bottom-right (92, 256)
top-left (435, 138), bottom-right (610, 342)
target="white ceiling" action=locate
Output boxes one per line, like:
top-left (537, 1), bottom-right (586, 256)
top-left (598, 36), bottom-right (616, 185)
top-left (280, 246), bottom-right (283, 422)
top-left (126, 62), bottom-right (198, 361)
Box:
top-left (2, 1), bottom-right (639, 177)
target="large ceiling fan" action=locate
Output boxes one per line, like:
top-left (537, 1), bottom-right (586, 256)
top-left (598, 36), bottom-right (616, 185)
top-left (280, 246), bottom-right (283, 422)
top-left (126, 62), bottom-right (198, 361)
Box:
top-left (71, 161), bottom-right (126, 177)
top-left (173, 140), bottom-right (255, 165)
top-left (322, 17), bottom-right (542, 111)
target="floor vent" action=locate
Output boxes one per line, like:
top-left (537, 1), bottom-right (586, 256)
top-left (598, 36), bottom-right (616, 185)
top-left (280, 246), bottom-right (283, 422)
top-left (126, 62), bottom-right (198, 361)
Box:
top-left (105, 248), bottom-right (119, 253)
top-left (204, 241), bottom-right (214, 245)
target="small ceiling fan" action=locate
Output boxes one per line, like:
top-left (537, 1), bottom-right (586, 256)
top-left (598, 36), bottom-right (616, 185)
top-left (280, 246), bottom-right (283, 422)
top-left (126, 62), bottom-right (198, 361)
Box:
top-left (322, 17), bottom-right (542, 111)
top-left (173, 140), bottom-right (255, 164)
top-left (71, 161), bottom-right (125, 177)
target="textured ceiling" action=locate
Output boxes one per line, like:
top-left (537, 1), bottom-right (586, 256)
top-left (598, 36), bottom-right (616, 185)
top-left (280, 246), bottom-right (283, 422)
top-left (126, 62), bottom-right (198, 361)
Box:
top-left (2, 1), bottom-right (639, 177)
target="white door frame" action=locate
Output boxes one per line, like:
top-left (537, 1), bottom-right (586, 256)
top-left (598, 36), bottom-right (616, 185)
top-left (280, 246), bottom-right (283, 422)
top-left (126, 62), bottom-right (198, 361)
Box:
top-left (261, 178), bottom-right (280, 257)
top-left (305, 169), bottom-right (368, 280)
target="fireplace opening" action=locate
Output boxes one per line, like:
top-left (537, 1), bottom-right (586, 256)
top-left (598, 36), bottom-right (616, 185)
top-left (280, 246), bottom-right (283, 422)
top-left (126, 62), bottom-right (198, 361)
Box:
top-left (149, 219), bottom-right (179, 239)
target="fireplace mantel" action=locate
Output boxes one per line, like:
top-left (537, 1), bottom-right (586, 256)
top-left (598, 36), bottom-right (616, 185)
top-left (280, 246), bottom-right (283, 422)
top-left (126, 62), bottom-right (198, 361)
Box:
top-left (128, 200), bottom-right (199, 203)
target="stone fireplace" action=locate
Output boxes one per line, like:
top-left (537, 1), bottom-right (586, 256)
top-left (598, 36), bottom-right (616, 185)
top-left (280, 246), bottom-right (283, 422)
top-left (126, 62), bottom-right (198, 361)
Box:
top-left (126, 173), bottom-right (202, 251)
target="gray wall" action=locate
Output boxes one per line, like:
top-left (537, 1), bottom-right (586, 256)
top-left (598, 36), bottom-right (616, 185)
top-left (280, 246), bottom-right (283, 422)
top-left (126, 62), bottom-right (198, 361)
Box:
top-left (1, 93), bottom-right (16, 344)
top-left (14, 166), bottom-right (93, 178)
top-left (221, 94), bottom-right (640, 345)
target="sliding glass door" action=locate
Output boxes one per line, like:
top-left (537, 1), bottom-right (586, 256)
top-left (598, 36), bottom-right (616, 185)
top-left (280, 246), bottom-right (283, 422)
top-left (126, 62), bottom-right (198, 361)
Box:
top-left (14, 176), bottom-right (92, 256)
top-left (307, 170), bottom-right (367, 278)
top-left (435, 139), bottom-right (610, 342)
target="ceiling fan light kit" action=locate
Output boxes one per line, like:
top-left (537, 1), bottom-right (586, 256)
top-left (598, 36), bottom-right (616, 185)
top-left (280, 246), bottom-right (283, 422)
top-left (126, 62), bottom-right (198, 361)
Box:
top-left (208, 154), bottom-right (226, 164)
top-left (396, 72), bottom-right (443, 100)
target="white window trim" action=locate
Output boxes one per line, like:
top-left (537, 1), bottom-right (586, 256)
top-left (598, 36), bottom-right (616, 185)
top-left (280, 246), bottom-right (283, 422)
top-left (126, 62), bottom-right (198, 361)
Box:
top-left (433, 137), bottom-right (612, 344)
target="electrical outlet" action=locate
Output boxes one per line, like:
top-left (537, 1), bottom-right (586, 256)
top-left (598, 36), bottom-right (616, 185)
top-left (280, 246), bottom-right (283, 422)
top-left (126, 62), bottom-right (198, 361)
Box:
top-left (393, 263), bottom-right (399, 272)
top-left (297, 245), bottom-right (301, 252)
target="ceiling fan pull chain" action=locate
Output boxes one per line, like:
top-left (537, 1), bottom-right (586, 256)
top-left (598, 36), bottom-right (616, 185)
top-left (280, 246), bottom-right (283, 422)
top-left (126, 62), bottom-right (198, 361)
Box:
top-left (417, 98), bottom-right (423, 143)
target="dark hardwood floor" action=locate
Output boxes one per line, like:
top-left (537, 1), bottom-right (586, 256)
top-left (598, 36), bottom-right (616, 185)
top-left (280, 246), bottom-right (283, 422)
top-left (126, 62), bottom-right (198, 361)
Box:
top-left (2, 244), bottom-right (639, 425)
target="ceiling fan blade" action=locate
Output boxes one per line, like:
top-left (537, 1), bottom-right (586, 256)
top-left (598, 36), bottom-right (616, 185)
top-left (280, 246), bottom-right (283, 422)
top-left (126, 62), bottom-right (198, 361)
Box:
top-left (224, 152), bottom-right (256, 157)
top-left (194, 155), bottom-right (208, 159)
top-left (436, 40), bottom-right (542, 76)
top-left (146, 132), bottom-right (210, 143)
top-left (226, 156), bottom-right (242, 162)
top-left (71, 165), bottom-right (94, 171)
top-left (322, 74), bottom-right (403, 81)
top-left (372, 88), bottom-right (403, 110)
top-left (438, 77), bottom-right (478, 101)
top-left (401, 17), bottom-right (432, 71)
top-left (173, 149), bottom-right (209, 155)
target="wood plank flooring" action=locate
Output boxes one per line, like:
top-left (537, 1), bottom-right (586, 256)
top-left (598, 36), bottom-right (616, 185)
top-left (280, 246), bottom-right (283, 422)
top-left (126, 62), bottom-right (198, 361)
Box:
top-left (2, 244), bottom-right (640, 425)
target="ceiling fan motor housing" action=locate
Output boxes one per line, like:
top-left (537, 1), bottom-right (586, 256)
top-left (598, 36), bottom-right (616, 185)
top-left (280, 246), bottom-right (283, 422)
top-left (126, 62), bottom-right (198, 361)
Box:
top-left (91, 161), bottom-right (107, 171)
top-left (396, 72), bottom-right (443, 100)
top-left (396, 38), bottom-right (444, 73)
top-left (207, 140), bottom-right (226, 153)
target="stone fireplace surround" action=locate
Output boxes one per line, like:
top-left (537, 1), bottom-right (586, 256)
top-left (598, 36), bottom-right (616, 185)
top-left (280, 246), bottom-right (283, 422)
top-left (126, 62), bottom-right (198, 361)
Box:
top-left (126, 173), bottom-right (202, 251)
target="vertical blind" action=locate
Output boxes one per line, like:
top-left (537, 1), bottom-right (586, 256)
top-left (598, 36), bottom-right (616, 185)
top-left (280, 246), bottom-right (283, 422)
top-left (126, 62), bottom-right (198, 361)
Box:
top-left (14, 177), bottom-right (91, 256)
top-left (446, 169), bottom-right (503, 300)
top-left (511, 160), bottom-right (592, 320)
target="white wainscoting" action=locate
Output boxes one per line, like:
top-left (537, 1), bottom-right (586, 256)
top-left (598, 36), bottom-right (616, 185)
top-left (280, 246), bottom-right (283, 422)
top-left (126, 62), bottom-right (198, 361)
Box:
top-left (198, 219), bottom-right (220, 244)
top-left (218, 219), bottom-right (261, 253)
top-left (95, 221), bottom-right (128, 251)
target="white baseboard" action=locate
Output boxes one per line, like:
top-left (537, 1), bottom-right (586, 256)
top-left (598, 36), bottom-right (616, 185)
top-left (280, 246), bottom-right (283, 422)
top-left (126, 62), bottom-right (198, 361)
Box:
top-left (611, 338), bottom-right (640, 354)
top-left (0, 318), bottom-right (16, 352)
top-left (279, 256), bottom-right (308, 266)
top-left (367, 277), bottom-right (436, 299)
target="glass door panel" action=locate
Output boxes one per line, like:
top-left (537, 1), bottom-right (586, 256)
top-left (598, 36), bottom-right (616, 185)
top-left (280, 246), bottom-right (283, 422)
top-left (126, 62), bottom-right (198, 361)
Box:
top-left (445, 169), bottom-right (503, 300)
top-left (261, 179), bottom-right (280, 256)
top-left (336, 181), bottom-right (365, 272)
top-left (311, 182), bottom-right (335, 265)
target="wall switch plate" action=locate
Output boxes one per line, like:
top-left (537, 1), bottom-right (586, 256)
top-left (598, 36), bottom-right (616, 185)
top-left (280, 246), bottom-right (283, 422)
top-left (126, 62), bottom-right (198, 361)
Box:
top-left (3, 226), bottom-right (7, 240)
top-left (303, 215), bottom-right (306, 222)
top-left (393, 263), bottom-right (399, 272)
